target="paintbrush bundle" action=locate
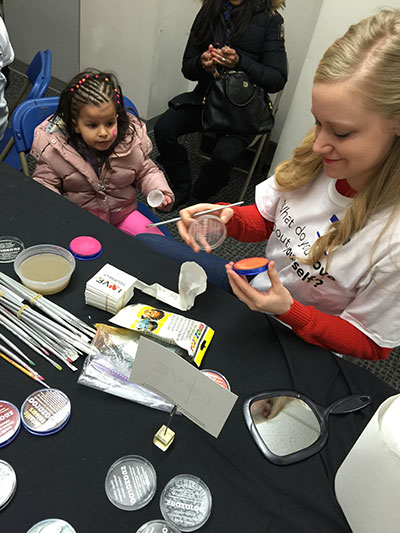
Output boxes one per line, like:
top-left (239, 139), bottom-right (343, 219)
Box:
top-left (0, 273), bottom-right (96, 371)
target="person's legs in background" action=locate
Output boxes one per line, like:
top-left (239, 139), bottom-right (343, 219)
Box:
top-left (191, 133), bottom-right (253, 202)
top-left (154, 105), bottom-right (203, 208)
top-left (135, 233), bottom-right (232, 293)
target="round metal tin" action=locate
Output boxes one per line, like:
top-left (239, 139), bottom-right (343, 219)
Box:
top-left (232, 257), bottom-right (269, 276)
top-left (200, 369), bottom-right (231, 391)
top-left (20, 389), bottom-right (71, 436)
top-left (0, 400), bottom-right (21, 447)
top-left (160, 474), bottom-right (212, 532)
top-left (0, 460), bottom-right (17, 511)
top-left (105, 455), bottom-right (157, 511)
top-left (68, 236), bottom-right (102, 260)
top-left (26, 518), bottom-right (77, 532)
top-left (0, 236), bottom-right (24, 263)
top-left (136, 520), bottom-right (181, 533)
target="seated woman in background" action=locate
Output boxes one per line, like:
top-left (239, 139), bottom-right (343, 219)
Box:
top-left (154, 0), bottom-right (287, 208)
top-left (138, 9), bottom-right (400, 361)
top-left (31, 69), bottom-right (174, 237)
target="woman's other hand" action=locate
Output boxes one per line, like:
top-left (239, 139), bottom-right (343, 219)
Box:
top-left (201, 45), bottom-right (215, 73)
top-left (211, 45), bottom-right (239, 69)
top-left (177, 203), bottom-right (234, 253)
top-left (225, 260), bottom-right (293, 316)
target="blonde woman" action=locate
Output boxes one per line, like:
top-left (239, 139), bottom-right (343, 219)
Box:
top-left (142, 9), bottom-right (400, 361)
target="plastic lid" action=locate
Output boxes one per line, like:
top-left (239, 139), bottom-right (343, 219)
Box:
top-left (232, 257), bottom-right (269, 276)
top-left (69, 236), bottom-right (103, 260)
top-left (147, 190), bottom-right (165, 208)
top-left (0, 460), bottom-right (17, 511)
top-left (20, 389), bottom-right (71, 436)
top-left (201, 369), bottom-right (231, 391)
top-left (26, 518), bottom-right (77, 533)
top-left (160, 474), bottom-right (212, 532)
top-left (136, 520), bottom-right (181, 533)
top-left (0, 236), bottom-right (24, 263)
top-left (0, 400), bottom-right (21, 448)
top-left (188, 215), bottom-right (226, 250)
top-left (105, 455), bottom-right (157, 511)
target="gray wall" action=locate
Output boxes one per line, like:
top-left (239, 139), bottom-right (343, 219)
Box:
top-left (4, 0), bottom-right (79, 82)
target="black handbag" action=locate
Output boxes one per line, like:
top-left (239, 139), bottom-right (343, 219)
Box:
top-left (201, 70), bottom-right (274, 136)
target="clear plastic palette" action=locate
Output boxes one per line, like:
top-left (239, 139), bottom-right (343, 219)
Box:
top-left (105, 455), bottom-right (157, 511)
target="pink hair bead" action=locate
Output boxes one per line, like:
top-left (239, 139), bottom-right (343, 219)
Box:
top-left (86, 74), bottom-right (89, 78)
top-left (71, 88), bottom-right (74, 92)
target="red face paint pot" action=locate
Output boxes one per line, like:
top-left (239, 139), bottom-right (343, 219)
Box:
top-left (0, 401), bottom-right (21, 448)
top-left (232, 257), bottom-right (269, 276)
top-left (201, 369), bottom-right (231, 390)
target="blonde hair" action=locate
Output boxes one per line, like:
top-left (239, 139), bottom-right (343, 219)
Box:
top-left (274, 9), bottom-right (400, 267)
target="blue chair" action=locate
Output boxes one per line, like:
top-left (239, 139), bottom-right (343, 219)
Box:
top-left (10, 96), bottom-right (172, 237)
top-left (0, 50), bottom-right (52, 166)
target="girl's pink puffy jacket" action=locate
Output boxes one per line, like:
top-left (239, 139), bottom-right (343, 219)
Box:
top-left (31, 114), bottom-right (174, 225)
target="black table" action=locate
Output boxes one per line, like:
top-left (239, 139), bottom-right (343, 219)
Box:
top-left (0, 163), bottom-right (395, 533)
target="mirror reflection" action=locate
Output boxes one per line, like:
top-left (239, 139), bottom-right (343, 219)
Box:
top-left (250, 396), bottom-right (321, 456)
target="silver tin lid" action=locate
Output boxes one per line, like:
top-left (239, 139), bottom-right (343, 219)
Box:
top-left (26, 518), bottom-right (77, 532)
top-left (160, 474), bottom-right (212, 532)
top-left (0, 460), bottom-right (17, 510)
top-left (136, 519), bottom-right (182, 533)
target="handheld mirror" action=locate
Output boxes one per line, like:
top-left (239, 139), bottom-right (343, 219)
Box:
top-left (243, 390), bottom-right (371, 465)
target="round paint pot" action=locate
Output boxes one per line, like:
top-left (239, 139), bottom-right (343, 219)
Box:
top-left (160, 474), bottom-right (212, 532)
top-left (188, 215), bottom-right (227, 250)
top-left (0, 236), bottom-right (24, 263)
top-left (105, 455), bottom-right (157, 511)
top-left (69, 236), bottom-right (103, 260)
top-left (0, 400), bottom-right (21, 448)
top-left (26, 518), bottom-right (77, 533)
top-left (136, 520), bottom-right (181, 533)
top-left (201, 369), bottom-right (231, 391)
top-left (232, 257), bottom-right (269, 276)
top-left (0, 460), bottom-right (17, 511)
top-left (20, 389), bottom-right (71, 436)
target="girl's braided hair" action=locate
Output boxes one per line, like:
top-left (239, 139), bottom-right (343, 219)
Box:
top-left (54, 68), bottom-right (137, 165)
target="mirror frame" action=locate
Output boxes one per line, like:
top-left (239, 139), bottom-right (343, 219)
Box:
top-left (243, 390), bottom-right (328, 466)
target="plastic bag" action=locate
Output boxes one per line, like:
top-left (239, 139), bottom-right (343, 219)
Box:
top-left (78, 323), bottom-right (175, 412)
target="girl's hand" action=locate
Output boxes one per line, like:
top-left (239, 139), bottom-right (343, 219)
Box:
top-left (156, 194), bottom-right (173, 212)
top-left (211, 45), bottom-right (239, 69)
top-left (201, 45), bottom-right (215, 73)
top-left (177, 203), bottom-right (234, 253)
top-left (225, 260), bottom-right (294, 316)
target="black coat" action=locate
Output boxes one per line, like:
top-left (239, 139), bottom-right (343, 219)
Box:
top-left (170, 6), bottom-right (287, 108)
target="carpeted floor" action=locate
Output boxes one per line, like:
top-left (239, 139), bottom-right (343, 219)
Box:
top-left (4, 66), bottom-right (400, 392)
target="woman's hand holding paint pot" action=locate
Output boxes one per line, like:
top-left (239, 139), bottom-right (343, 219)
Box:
top-left (225, 260), bottom-right (294, 316)
top-left (177, 203), bottom-right (234, 253)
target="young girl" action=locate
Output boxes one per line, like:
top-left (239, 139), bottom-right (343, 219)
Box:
top-left (31, 69), bottom-right (174, 236)
top-left (138, 9), bottom-right (400, 361)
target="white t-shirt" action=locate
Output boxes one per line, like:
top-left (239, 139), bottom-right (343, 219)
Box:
top-left (0, 17), bottom-right (14, 140)
top-left (253, 173), bottom-right (400, 348)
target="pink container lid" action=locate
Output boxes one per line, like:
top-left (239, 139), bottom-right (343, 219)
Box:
top-left (69, 236), bottom-right (102, 260)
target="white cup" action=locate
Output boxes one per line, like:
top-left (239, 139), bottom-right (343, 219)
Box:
top-left (147, 190), bottom-right (165, 208)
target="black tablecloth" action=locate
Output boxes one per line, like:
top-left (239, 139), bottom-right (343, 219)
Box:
top-left (0, 163), bottom-right (395, 533)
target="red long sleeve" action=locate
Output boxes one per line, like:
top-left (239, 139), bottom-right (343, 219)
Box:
top-left (277, 299), bottom-right (392, 361)
top-left (225, 203), bottom-right (274, 242)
